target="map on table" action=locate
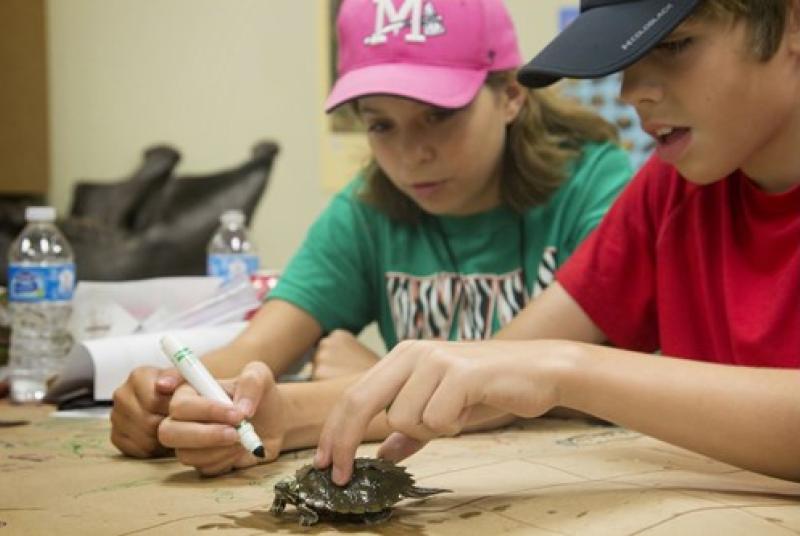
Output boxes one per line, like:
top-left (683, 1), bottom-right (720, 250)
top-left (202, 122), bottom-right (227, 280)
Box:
top-left (1, 406), bottom-right (800, 535)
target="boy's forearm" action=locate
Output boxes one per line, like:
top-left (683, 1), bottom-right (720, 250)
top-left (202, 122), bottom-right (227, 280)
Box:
top-left (278, 375), bottom-right (519, 452)
top-left (556, 342), bottom-right (800, 481)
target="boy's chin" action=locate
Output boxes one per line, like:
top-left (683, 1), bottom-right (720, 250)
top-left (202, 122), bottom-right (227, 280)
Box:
top-left (674, 161), bottom-right (733, 187)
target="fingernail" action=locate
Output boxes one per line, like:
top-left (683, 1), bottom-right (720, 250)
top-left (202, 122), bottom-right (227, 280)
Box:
top-left (157, 376), bottom-right (176, 388)
top-left (224, 428), bottom-right (239, 442)
top-left (236, 399), bottom-right (253, 417)
top-left (332, 467), bottom-right (345, 485)
top-left (226, 409), bottom-right (240, 423)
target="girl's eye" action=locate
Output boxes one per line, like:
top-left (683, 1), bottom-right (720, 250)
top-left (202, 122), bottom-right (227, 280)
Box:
top-left (656, 37), bottom-right (693, 56)
top-left (366, 120), bottom-right (392, 133)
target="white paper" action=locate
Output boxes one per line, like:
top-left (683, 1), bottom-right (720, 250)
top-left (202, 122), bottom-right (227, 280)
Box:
top-left (69, 277), bottom-right (224, 339)
top-left (89, 322), bottom-right (247, 400)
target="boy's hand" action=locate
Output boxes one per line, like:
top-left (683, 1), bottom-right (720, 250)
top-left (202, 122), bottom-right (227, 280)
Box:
top-left (110, 366), bottom-right (183, 458)
top-left (314, 339), bottom-right (565, 485)
top-left (311, 329), bottom-right (380, 381)
top-left (157, 361), bottom-right (286, 476)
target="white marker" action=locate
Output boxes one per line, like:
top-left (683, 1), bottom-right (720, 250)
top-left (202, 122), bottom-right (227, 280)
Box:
top-left (159, 335), bottom-right (265, 459)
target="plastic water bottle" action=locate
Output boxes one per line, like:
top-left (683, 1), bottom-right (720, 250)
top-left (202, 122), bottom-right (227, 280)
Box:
top-left (207, 209), bottom-right (260, 282)
top-left (7, 206), bottom-right (76, 404)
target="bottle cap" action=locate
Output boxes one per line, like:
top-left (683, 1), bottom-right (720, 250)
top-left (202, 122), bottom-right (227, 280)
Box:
top-left (220, 209), bottom-right (245, 226)
top-left (25, 206), bottom-right (57, 222)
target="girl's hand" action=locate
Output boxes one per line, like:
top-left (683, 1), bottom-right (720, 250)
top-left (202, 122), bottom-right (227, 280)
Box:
top-left (314, 339), bottom-right (569, 485)
top-left (312, 329), bottom-right (380, 381)
top-left (158, 361), bottom-right (286, 476)
top-left (111, 366), bottom-right (184, 458)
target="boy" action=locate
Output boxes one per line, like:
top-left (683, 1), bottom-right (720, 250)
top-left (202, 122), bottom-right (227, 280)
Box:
top-left (314, 0), bottom-right (800, 485)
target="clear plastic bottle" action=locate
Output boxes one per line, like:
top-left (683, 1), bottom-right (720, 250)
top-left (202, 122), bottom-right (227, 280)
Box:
top-left (207, 209), bottom-right (260, 282)
top-left (7, 206), bottom-right (76, 404)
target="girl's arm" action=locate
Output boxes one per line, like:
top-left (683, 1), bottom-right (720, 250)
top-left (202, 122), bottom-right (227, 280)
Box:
top-left (202, 299), bottom-right (323, 378)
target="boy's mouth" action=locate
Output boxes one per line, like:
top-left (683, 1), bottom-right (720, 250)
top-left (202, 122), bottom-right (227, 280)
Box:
top-left (654, 126), bottom-right (690, 144)
top-left (644, 123), bottom-right (692, 162)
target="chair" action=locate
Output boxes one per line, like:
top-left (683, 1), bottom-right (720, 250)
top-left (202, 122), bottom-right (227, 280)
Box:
top-left (61, 141), bottom-right (279, 281)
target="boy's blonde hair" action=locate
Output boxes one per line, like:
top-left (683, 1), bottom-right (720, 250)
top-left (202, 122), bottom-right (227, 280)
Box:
top-left (357, 70), bottom-right (618, 223)
top-left (694, 0), bottom-right (789, 60)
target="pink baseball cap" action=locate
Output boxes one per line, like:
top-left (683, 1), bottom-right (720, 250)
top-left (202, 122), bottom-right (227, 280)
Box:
top-left (325, 0), bottom-right (522, 112)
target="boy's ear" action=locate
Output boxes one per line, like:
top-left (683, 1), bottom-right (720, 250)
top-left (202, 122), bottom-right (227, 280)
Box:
top-left (501, 80), bottom-right (526, 124)
top-left (787, 0), bottom-right (800, 54)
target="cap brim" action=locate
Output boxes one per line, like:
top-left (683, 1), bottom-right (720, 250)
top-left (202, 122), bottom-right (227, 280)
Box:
top-left (325, 63), bottom-right (487, 112)
top-left (518, 0), bottom-right (699, 88)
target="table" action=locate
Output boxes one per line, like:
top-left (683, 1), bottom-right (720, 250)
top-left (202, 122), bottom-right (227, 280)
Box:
top-left (2, 403), bottom-right (800, 535)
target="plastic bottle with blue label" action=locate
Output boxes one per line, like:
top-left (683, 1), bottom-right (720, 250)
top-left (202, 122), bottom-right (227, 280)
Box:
top-left (7, 206), bottom-right (76, 403)
top-left (207, 209), bottom-right (260, 282)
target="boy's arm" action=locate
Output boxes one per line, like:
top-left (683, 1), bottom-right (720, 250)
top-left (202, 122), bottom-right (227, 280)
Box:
top-left (314, 286), bottom-right (800, 483)
top-left (271, 283), bottom-right (606, 453)
top-left (559, 343), bottom-right (800, 482)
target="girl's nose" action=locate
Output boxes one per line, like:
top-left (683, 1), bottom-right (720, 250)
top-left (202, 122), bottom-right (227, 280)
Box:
top-left (400, 132), bottom-right (435, 168)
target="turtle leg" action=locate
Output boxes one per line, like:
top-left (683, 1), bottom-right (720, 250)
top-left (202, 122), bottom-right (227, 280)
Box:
top-left (406, 486), bottom-right (451, 498)
top-left (297, 503), bottom-right (319, 527)
top-left (362, 508), bottom-right (393, 525)
top-left (270, 495), bottom-right (287, 516)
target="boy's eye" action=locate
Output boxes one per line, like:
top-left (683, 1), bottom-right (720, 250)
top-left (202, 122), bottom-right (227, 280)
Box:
top-left (655, 36), bottom-right (693, 56)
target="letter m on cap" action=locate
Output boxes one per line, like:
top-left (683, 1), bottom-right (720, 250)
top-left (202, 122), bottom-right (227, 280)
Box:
top-left (364, 0), bottom-right (425, 45)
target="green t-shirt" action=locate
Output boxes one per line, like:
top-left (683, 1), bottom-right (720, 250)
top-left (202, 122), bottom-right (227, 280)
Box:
top-left (269, 142), bottom-right (631, 349)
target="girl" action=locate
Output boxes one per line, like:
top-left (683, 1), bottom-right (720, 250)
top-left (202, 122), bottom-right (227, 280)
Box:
top-left (112, 0), bottom-right (631, 474)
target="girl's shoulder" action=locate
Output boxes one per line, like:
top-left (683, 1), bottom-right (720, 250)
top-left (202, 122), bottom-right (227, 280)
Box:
top-left (327, 174), bottom-right (396, 226)
top-left (569, 141), bottom-right (632, 176)
top-left (558, 141), bottom-right (632, 193)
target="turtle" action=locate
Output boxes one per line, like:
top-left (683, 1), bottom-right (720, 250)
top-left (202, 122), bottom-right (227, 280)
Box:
top-left (271, 457), bottom-right (450, 526)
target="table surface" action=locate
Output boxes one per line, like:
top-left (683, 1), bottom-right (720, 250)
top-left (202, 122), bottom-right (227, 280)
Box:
top-left (2, 402), bottom-right (800, 535)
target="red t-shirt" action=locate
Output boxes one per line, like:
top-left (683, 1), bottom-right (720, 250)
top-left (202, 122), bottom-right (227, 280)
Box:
top-left (558, 155), bottom-right (800, 368)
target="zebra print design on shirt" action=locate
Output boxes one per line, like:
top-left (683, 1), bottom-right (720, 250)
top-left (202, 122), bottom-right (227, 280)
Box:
top-left (386, 248), bottom-right (558, 342)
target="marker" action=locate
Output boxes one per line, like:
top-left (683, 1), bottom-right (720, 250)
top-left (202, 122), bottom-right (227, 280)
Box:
top-left (159, 335), bottom-right (265, 459)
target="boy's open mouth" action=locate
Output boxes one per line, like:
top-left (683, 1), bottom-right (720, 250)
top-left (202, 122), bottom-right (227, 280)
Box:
top-left (655, 126), bottom-right (691, 145)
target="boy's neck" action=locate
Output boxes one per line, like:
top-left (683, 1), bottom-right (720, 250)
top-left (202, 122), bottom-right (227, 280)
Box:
top-left (741, 97), bottom-right (800, 194)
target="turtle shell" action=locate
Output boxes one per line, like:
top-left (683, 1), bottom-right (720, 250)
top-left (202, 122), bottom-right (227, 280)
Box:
top-left (294, 457), bottom-right (416, 514)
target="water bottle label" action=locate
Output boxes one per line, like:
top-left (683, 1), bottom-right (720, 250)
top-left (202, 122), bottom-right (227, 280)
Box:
top-left (7, 263), bottom-right (76, 302)
top-left (207, 254), bottom-right (259, 281)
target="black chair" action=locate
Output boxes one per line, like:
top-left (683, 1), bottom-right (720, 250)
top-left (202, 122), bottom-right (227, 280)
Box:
top-left (61, 141), bottom-right (279, 281)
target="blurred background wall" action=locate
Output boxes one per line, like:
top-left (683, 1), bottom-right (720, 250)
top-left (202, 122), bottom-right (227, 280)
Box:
top-left (43, 0), bottom-right (575, 270)
top-left (0, 0), bottom-right (576, 350)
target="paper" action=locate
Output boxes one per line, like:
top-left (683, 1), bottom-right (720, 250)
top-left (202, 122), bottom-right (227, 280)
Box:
top-left (69, 276), bottom-right (224, 340)
top-left (87, 322), bottom-right (247, 400)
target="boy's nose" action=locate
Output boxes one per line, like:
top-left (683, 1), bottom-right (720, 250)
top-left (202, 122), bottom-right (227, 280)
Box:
top-left (619, 64), bottom-right (665, 109)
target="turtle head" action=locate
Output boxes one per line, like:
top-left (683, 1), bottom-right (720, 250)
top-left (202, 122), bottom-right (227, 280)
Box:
top-left (274, 478), bottom-right (300, 501)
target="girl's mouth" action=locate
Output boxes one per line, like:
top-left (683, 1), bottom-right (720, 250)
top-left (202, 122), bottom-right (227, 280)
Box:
top-left (410, 181), bottom-right (447, 199)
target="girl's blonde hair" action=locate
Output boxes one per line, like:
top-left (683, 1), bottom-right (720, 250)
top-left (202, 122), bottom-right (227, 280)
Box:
top-left (357, 70), bottom-right (619, 223)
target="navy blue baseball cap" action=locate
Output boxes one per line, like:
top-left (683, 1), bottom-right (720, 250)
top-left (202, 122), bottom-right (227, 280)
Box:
top-left (518, 0), bottom-right (701, 88)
